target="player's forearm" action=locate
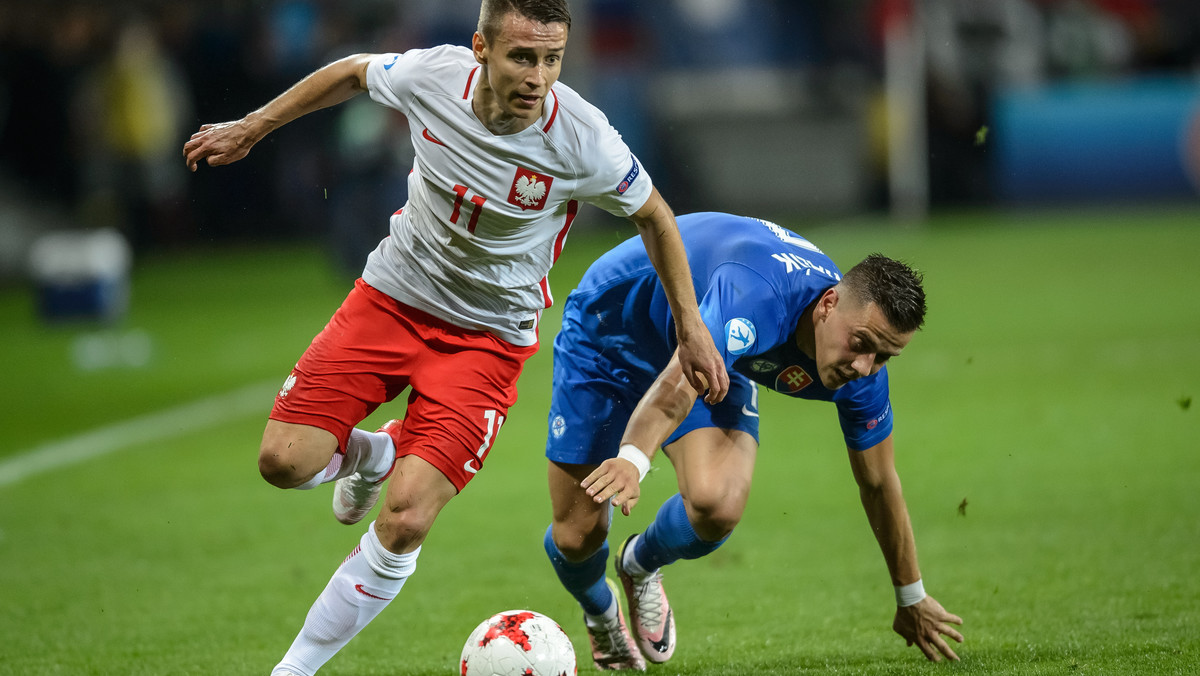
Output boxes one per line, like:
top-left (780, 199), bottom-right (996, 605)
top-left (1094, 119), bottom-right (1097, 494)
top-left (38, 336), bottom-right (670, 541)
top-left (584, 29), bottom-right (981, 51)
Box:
top-left (620, 355), bottom-right (697, 455)
top-left (244, 54), bottom-right (372, 142)
top-left (859, 479), bottom-right (921, 586)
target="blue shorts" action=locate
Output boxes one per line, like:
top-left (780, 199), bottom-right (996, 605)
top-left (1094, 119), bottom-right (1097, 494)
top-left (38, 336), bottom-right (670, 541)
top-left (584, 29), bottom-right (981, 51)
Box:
top-left (544, 293), bottom-right (760, 465)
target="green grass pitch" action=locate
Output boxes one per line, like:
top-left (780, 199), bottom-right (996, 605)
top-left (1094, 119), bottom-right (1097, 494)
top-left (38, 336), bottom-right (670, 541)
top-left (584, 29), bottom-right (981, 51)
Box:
top-left (1, 205), bottom-right (1197, 675)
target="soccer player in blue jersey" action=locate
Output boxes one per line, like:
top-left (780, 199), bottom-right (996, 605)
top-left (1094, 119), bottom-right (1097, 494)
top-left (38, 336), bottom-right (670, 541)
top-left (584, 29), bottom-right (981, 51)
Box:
top-left (543, 212), bottom-right (964, 670)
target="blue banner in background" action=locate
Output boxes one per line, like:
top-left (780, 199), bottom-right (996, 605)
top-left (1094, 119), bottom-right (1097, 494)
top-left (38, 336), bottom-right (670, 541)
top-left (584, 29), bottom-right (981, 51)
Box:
top-left (993, 76), bottom-right (1200, 203)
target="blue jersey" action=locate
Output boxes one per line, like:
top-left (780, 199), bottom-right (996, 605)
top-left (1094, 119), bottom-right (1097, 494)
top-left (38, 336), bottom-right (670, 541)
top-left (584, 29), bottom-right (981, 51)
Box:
top-left (560, 212), bottom-right (893, 451)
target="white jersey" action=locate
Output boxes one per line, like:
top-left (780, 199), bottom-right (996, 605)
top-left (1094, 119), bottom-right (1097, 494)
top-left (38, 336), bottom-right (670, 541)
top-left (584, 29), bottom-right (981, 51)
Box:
top-left (361, 46), bottom-right (654, 346)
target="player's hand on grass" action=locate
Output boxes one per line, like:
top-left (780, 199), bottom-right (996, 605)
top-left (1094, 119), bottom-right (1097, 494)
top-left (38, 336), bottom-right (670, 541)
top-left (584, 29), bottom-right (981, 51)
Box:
top-left (581, 458), bottom-right (642, 516)
top-left (183, 118), bottom-right (260, 171)
top-left (892, 595), bottom-right (963, 662)
top-left (676, 319), bottom-right (729, 405)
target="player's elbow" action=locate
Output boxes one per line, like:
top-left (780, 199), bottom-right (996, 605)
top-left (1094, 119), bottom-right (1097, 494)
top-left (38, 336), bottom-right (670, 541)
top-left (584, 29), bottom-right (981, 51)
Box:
top-left (332, 53), bottom-right (374, 91)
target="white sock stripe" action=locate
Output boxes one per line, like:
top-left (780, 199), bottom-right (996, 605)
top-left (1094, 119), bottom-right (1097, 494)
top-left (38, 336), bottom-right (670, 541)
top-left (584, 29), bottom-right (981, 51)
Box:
top-left (324, 452), bottom-right (349, 482)
top-left (295, 453), bottom-right (345, 491)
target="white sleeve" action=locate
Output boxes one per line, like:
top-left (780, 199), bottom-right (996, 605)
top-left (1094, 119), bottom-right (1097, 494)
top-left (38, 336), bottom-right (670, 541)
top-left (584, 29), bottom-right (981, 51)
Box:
top-left (364, 51), bottom-right (420, 115)
top-left (572, 123), bottom-right (654, 218)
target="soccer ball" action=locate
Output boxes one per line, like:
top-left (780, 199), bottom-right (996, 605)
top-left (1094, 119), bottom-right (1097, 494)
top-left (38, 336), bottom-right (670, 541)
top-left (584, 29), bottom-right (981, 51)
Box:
top-left (460, 609), bottom-right (577, 676)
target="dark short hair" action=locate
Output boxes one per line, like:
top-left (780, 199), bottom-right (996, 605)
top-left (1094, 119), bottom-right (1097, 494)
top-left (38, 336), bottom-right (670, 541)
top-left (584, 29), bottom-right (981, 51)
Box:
top-left (840, 254), bottom-right (927, 333)
top-left (478, 0), bottom-right (572, 43)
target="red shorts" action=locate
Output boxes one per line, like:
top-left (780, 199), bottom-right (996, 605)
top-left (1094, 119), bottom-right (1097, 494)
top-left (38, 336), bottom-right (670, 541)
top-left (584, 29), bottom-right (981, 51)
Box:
top-left (270, 279), bottom-right (538, 491)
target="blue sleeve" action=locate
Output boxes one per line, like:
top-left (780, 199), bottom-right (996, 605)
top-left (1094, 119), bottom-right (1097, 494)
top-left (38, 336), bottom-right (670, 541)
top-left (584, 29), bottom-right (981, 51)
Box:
top-left (834, 367), bottom-right (894, 451)
top-left (697, 263), bottom-right (792, 371)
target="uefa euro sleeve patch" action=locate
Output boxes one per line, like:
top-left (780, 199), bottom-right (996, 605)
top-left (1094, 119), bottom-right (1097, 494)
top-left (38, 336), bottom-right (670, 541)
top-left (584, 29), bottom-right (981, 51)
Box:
top-left (616, 158), bottom-right (640, 195)
top-left (724, 318), bottom-right (757, 355)
top-left (865, 402), bottom-right (891, 430)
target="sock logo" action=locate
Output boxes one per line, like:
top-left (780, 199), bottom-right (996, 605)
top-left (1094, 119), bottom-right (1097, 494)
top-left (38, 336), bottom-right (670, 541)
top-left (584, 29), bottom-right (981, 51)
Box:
top-left (354, 584), bottom-right (393, 601)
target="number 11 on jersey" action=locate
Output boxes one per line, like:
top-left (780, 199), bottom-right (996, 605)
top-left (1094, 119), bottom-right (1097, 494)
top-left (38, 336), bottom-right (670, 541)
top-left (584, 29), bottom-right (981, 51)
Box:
top-left (451, 184), bottom-right (487, 234)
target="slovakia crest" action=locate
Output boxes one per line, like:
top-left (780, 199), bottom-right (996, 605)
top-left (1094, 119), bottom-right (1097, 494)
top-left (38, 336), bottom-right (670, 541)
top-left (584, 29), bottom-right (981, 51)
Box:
top-left (775, 365), bottom-right (813, 393)
top-left (508, 167), bottom-right (552, 210)
top-left (724, 318), bottom-right (756, 355)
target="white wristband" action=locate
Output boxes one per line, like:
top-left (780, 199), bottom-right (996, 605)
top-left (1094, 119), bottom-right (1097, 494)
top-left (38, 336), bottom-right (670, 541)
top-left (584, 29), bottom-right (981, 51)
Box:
top-left (617, 444), bottom-right (651, 482)
top-left (894, 579), bottom-right (926, 607)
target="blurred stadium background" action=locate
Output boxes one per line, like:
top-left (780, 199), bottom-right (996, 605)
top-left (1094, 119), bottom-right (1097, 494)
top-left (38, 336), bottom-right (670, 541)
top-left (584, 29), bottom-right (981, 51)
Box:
top-left (2, 0), bottom-right (1198, 279)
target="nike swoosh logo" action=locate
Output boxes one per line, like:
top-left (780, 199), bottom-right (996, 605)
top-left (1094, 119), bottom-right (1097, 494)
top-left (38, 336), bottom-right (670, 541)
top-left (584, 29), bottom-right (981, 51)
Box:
top-left (354, 584), bottom-right (393, 601)
top-left (383, 54), bottom-right (399, 70)
top-left (741, 405), bottom-right (759, 418)
top-left (422, 128), bottom-right (445, 146)
top-left (649, 608), bottom-right (673, 654)
top-left (463, 459), bottom-right (479, 474)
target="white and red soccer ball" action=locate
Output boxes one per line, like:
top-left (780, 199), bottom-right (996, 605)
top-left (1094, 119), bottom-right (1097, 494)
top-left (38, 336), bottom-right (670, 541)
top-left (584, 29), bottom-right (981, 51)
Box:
top-left (460, 609), bottom-right (576, 676)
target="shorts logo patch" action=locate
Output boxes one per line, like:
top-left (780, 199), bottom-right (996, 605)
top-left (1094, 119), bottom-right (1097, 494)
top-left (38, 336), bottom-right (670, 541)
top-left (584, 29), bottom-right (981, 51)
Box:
top-left (724, 318), bottom-right (756, 356)
top-left (278, 373), bottom-right (297, 398)
top-left (775, 365), bottom-right (813, 393)
top-left (508, 167), bottom-right (552, 210)
top-left (551, 415), bottom-right (566, 439)
top-left (616, 158), bottom-right (640, 195)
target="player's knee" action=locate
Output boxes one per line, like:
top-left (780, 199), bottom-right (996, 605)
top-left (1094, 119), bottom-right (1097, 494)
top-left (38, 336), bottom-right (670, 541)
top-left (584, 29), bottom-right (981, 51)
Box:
top-left (257, 439), bottom-right (308, 488)
top-left (687, 491), bottom-right (747, 541)
top-left (552, 522), bottom-right (608, 562)
top-left (374, 505), bottom-right (437, 553)
top-left (258, 421), bottom-right (338, 488)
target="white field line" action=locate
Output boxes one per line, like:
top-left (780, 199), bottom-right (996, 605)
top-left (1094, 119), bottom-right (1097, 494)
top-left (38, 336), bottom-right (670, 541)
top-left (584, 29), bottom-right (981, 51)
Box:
top-left (0, 380), bottom-right (278, 488)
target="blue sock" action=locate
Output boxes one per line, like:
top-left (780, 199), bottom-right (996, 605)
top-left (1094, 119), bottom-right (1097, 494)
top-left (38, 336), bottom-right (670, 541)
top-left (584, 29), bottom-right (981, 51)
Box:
top-left (633, 493), bottom-right (729, 571)
top-left (543, 525), bottom-right (613, 616)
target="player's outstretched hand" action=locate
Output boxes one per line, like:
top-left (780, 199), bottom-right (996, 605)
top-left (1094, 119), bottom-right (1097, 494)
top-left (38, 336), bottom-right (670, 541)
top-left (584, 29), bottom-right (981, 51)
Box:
top-left (581, 457), bottom-right (642, 516)
top-left (676, 320), bottom-right (729, 405)
top-left (892, 596), bottom-right (963, 662)
top-left (182, 119), bottom-right (259, 171)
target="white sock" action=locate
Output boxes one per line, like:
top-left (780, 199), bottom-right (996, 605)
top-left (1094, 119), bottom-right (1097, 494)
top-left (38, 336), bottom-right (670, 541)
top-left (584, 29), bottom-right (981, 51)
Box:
top-left (294, 454), bottom-right (344, 491)
top-left (344, 428), bottom-right (396, 482)
top-left (293, 428), bottom-right (394, 491)
top-left (621, 534), bottom-right (652, 579)
top-left (272, 523), bottom-right (419, 676)
top-left (583, 595), bottom-right (619, 627)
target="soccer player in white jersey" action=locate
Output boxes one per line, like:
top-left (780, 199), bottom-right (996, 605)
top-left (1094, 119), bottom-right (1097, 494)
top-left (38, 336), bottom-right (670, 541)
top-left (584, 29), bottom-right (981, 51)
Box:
top-left (182, 2), bottom-right (728, 674)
